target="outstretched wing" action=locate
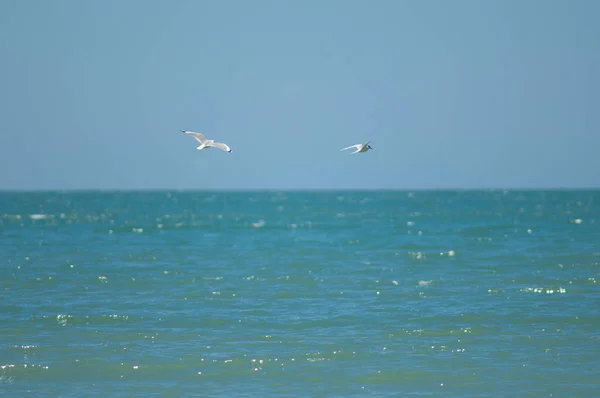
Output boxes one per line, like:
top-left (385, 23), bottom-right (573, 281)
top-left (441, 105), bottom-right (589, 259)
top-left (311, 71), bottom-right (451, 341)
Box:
top-left (208, 141), bottom-right (232, 152)
top-left (182, 130), bottom-right (207, 144)
top-left (340, 144), bottom-right (359, 151)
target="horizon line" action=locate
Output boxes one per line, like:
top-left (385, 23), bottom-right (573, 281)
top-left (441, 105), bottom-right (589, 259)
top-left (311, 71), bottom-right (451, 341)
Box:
top-left (1, 187), bottom-right (600, 193)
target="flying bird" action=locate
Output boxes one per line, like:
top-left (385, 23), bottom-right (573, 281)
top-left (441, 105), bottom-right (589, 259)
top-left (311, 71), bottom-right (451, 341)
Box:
top-left (340, 141), bottom-right (373, 154)
top-left (181, 130), bottom-right (232, 153)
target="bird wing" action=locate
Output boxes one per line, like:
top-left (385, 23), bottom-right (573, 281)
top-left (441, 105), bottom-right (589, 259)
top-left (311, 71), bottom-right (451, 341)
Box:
top-left (207, 141), bottom-right (232, 152)
top-left (182, 130), bottom-right (207, 144)
top-left (340, 144), bottom-right (359, 151)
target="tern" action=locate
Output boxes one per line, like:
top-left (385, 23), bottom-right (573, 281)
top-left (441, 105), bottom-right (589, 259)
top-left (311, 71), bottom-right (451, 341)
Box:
top-left (181, 130), bottom-right (232, 153)
top-left (340, 141), bottom-right (373, 154)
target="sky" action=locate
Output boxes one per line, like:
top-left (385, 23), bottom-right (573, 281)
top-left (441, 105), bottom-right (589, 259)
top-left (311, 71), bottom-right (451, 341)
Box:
top-left (0, 0), bottom-right (599, 190)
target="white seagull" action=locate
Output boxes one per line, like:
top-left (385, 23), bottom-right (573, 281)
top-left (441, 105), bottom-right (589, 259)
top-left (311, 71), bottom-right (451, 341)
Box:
top-left (340, 141), bottom-right (373, 154)
top-left (181, 130), bottom-right (232, 153)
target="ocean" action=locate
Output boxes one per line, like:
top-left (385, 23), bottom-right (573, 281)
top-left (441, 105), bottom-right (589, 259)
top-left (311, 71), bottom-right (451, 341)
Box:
top-left (1, 190), bottom-right (599, 397)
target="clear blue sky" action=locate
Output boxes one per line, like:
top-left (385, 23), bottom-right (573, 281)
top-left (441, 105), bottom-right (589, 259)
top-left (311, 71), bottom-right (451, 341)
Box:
top-left (1, 0), bottom-right (598, 190)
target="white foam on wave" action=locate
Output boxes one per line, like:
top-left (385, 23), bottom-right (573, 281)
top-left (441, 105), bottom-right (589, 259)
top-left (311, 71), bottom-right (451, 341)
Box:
top-left (252, 220), bottom-right (265, 228)
top-left (2, 214), bottom-right (22, 220)
top-left (29, 214), bottom-right (51, 220)
top-left (521, 287), bottom-right (566, 294)
top-left (408, 251), bottom-right (425, 260)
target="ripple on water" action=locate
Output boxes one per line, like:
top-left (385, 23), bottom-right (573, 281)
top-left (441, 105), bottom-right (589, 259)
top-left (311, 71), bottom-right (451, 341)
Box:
top-left (1, 190), bottom-right (599, 396)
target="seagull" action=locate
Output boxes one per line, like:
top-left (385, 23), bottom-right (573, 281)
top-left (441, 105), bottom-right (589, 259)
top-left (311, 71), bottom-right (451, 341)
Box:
top-left (181, 130), bottom-right (232, 153)
top-left (340, 141), bottom-right (373, 154)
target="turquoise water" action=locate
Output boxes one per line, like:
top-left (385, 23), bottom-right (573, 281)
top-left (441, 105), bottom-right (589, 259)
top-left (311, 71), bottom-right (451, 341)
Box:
top-left (1, 190), bottom-right (599, 397)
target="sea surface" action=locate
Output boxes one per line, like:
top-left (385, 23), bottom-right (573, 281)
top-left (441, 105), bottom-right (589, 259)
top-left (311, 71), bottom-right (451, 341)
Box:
top-left (1, 190), bottom-right (599, 397)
